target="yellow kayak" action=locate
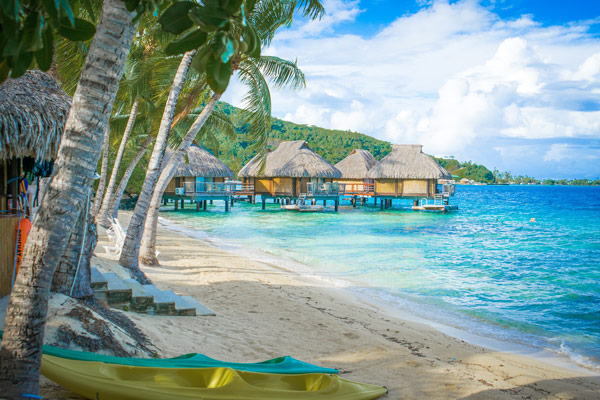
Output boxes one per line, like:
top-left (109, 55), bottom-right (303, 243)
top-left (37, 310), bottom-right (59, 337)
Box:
top-left (41, 354), bottom-right (387, 400)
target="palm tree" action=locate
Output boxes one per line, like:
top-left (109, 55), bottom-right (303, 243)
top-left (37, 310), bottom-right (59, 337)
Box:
top-left (127, 0), bottom-right (325, 273)
top-left (0, 0), bottom-right (137, 396)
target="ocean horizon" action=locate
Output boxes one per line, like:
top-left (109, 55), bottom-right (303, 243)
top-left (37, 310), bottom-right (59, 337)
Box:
top-left (159, 184), bottom-right (600, 371)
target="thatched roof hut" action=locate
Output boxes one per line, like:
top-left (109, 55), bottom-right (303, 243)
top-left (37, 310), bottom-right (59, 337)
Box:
top-left (171, 144), bottom-right (234, 178)
top-left (0, 70), bottom-right (71, 161)
top-left (238, 140), bottom-right (341, 178)
top-left (368, 145), bottom-right (451, 179)
top-left (335, 149), bottom-right (378, 179)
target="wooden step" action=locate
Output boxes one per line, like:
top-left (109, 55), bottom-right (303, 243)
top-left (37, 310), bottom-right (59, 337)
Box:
top-left (180, 296), bottom-right (216, 316)
top-left (103, 272), bottom-right (132, 308)
top-left (122, 279), bottom-right (154, 313)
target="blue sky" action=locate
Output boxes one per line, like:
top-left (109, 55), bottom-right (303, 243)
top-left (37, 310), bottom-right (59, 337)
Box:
top-left (224, 0), bottom-right (600, 179)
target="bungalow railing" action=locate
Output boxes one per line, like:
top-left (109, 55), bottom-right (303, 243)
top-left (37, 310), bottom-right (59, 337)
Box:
top-left (343, 183), bottom-right (375, 195)
top-left (306, 182), bottom-right (345, 197)
top-left (227, 182), bottom-right (254, 194)
top-left (180, 182), bottom-right (231, 195)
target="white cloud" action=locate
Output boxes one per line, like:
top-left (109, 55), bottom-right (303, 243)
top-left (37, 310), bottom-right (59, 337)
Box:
top-left (224, 0), bottom-right (600, 178)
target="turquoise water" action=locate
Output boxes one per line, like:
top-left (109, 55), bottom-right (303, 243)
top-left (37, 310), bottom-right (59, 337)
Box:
top-left (161, 185), bottom-right (600, 369)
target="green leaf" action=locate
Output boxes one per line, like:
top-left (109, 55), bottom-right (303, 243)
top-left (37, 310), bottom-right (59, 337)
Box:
top-left (206, 57), bottom-right (231, 94)
top-left (222, 0), bottom-right (243, 15)
top-left (10, 49), bottom-right (33, 78)
top-left (41, 0), bottom-right (59, 21)
top-left (58, 17), bottom-right (96, 41)
top-left (158, 1), bottom-right (195, 35)
top-left (189, 5), bottom-right (228, 32)
top-left (58, 0), bottom-right (75, 26)
top-left (242, 25), bottom-right (260, 58)
top-left (22, 12), bottom-right (44, 52)
top-left (165, 29), bottom-right (207, 56)
top-left (191, 46), bottom-right (212, 74)
top-left (125, 0), bottom-right (141, 12)
top-left (0, 0), bottom-right (19, 20)
top-left (34, 26), bottom-right (53, 71)
top-left (0, 60), bottom-right (10, 84)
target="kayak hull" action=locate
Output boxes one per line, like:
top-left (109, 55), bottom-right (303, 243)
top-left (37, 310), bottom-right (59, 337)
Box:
top-left (41, 355), bottom-right (387, 400)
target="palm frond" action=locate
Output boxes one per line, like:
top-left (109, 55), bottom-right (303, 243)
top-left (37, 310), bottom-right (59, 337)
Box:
top-left (255, 56), bottom-right (305, 90)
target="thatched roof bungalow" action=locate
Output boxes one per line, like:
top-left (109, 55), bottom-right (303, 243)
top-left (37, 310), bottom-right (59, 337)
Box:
top-left (367, 144), bottom-right (452, 198)
top-left (0, 70), bottom-right (70, 296)
top-left (164, 144), bottom-right (234, 197)
top-left (0, 70), bottom-right (70, 162)
top-left (334, 149), bottom-right (377, 195)
top-left (238, 140), bottom-right (342, 198)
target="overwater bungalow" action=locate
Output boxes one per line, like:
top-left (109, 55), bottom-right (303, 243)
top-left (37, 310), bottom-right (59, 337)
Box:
top-left (367, 144), bottom-right (456, 211)
top-left (334, 149), bottom-right (378, 205)
top-left (238, 140), bottom-right (344, 210)
top-left (0, 70), bottom-right (70, 296)
top-left (163, 144), bottom-right (235, 211)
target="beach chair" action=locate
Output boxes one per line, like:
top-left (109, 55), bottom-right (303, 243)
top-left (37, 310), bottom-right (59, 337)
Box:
top-left (103, 218), bottom-right (125, 256)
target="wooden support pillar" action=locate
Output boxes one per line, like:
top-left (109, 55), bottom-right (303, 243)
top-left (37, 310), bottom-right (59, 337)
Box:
top-left (352, 197), bottom-right (356, 207)
top-left (163, 198), bottom-right (167, 206)
top-left (180, 198), bottom-right (184, 209)
top-left (175, 200), bottom-right (178, 211)
top-left (413, 200), bottom-right (418, 207)
top-left (312, 199), bottom-right (316, 205)
top-left (323, 200), bottom-right (326, 206)
top-left (196, 201), bottom-right (201, 211)
top-left (210, 200), bottom-right (213, 205)
top-left (203, 200), bottom-right (207, 210)
top-left (334, 199), bottom-right (339, 212)
top-left (230, 197), bottom-right (234, 207)
top-left (361, 197), bottom-right (365, 206)
top-left (225, 199), bottom-right (229, 212)
top-left (374, 196), bottom-right (377, 205)
top-left (380, 199), bottom-right (384, 210)
top-left (262, 197), bottom-right (266, 210)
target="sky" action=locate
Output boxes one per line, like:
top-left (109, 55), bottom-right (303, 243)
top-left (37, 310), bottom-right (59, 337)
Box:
top-left (223, 0), bottom-right (600, 179)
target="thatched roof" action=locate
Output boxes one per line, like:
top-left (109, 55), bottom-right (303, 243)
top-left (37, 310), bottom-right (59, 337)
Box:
top-left (368, 145), bottom-right (452, 179)
top-left (238, 140), bottom-right (341, 178)
top-left (0, 70), bottom-right (71, 161)
top-left (171, 144), bottom-right (233, 178)
top-left (334, 149), bottom-right (378, 179)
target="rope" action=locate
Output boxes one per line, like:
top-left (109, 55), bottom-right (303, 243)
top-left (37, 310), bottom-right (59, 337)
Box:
top-left (70, 187), bottom-right (91, 297)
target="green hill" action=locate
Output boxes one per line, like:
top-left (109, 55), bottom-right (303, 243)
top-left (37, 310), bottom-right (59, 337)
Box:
top-left (215, 103), bottom-right (392, 173)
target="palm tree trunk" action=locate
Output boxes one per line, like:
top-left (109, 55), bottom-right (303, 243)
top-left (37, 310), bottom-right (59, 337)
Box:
top-left (97, 97), bottom-right (140, 227)
top-left (0, 1), bottom-right (136, 397)
top-left (106, 135), bottom-right (153, 224)
top-left (139, 93), bottom-right (221, 265)
top-left (118, 50), bottom-right (196, 280)
top-left (92, 126), bottom-right (111, 215)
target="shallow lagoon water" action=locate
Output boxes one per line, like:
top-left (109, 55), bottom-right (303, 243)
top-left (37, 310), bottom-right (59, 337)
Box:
top-left (161, 185), bottom-right (600, 369)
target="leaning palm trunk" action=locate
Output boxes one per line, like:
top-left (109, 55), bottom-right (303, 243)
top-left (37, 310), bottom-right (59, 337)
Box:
top-left (107, 135), bottom-right (153, 221)
top-left (0, 1), bottom-right (136, 397)
top-left (51, 189), bottom-right (94, 299)
top-left (119, 51), bottom-right (196, 280)
top-left (92, 126), bottom-right (111, 215)
top-left (96, 97), bottom-right (140, 227)
top-left (139, 93), bottom-right (221, 265)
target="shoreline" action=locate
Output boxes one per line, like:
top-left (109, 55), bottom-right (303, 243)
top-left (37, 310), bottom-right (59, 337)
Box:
top-left (157, 214), bottom-right (599, 375)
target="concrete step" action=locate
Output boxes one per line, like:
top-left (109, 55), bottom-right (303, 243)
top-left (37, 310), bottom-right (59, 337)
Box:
top-left (142, 284), bottom-right (177, 315)
top-left (90, 267), bottom-right (108, 291)
top-left (122, 279), bottom-right (154, 313)
top-left (169, 292), bottom-right (197, 316)
top-left (103, 272), bottom-right (132, 308)
top-left (181, 295), bottom-right (216, 316)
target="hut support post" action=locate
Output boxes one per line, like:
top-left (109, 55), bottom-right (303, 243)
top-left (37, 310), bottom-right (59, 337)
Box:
top-left (323, 200), bottom-right (326, 206)
top-left (380, 199), bottom-right (384, 210)
top-left (262, 197), bottom-right (266, 210)
top-left (334, 199), bottom-right (339, 212)
top-left (174, 200), bottom-right (178, 211)
top-left (225, 199), bottom-right (229, 212)
top-left (180, 198), bottom-right (184, 209)
top-left (210, 200), bottom-right (213, 205)
top-left (196, 201), bottom-right (200, 211)
top-left (203, 200), bottom-right (207, 210)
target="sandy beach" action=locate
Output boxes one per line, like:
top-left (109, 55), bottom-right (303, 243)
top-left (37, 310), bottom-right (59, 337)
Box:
top-left (33, 211), bottom-right (600, 399)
